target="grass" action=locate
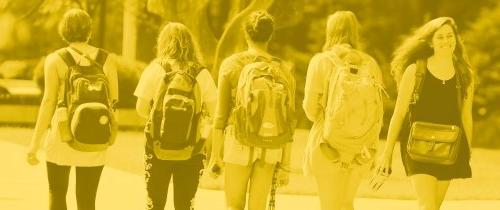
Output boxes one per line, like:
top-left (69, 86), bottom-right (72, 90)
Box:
top-left (2, 127), bottom-right (500, 200)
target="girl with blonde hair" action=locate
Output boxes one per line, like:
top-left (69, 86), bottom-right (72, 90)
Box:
top-left (303, 11), bottom-right (385, 210)
top-left (134, 22), bottom-right (217, 210)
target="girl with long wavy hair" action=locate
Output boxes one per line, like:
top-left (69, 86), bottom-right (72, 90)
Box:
top-left (376, 17), bottom-right (474, 210)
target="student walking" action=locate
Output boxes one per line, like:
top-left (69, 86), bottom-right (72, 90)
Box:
top-left (376, 17), bottom-right (474, 210)
top-left (302, 11), bottom-right (385, 210)
top-left (134, 22), bottom-right (217, 210)
top-left (27, 8), bottom-right (119, 210)
top-left (208, 10), bottom-right (296, 210)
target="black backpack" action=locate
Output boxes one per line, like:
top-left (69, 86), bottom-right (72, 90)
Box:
top-left (57, 47), bottom-right (114, 152)
top-left (145, 61), bottom-right (205, 160)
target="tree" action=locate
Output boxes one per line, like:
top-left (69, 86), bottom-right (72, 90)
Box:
top-left (464, 3), bottom-right (500, 147)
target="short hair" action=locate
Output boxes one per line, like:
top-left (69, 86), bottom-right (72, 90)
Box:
top-left (58, 9), bottom-right (92, 43)
top-left (323, 11), bottom-right (360, 51)
top-left (244, 10), bottom-right (275, 43)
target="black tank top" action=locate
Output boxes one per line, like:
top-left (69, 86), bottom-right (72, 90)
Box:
top-left (413, 68), bottom-right (461, 125)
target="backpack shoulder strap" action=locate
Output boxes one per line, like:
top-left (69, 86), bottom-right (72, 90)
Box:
top-left (149, 61), bottom-right (171, 108)
top-left (68, 47), bottom-right (107, 73)
top-left (57, 48), bottom-right (77, 67)
top-left (408, 59), bottom-right (427, 122)
top-left (56, 48), bottom-right (75, 107)
top-left (412, 59), bottom-right (427, 104)
top-left (321, 51), bottom-right (344, 110)
top-left (95, 49), bottom-right (109, 68)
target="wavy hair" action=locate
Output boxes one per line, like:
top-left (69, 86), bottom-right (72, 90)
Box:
top-left (323, 11), bottom-right (360, 51)
top-left (156, 22), bottom-right (203, 67)
top-left (391, 17), bottom-right (473, 95)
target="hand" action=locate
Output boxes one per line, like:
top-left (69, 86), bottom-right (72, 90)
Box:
top-left (207, 157), bottom-right (224, 179)
top-left (277, 165), bottom-right (290, 187)
top-left (369, 153), bottom-right (393, 191)
top-left (26, 149), bottom-right (40, 166)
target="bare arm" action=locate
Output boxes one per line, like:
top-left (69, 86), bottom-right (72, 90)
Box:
top-left (27, 54), bottom-right (60, 162)
top-left (208, 61), bottom-right (234, 176)
top-left (303, 54), bottom-right (326, 122)
top-left (104, 54), bottom-right (120, 143)
top-left (381, 64), bottom-right (416, 161)
top-left (104, 54), bottom-right (119, 106)
top-left (134, 63), bottom-right (163, 119)
top-left (210, 128), bottom-right (224, 163)
top-left (136, 98), bottom-right (151, 119)
top-left (461, 83), bottom-right (474, 152)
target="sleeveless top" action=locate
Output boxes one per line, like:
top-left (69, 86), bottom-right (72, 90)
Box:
top-left (412, 68), bottom-right (461, 125)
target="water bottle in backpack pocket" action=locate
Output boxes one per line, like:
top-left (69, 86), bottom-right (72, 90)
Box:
top-left (55, 107), bottom-right (73, 142)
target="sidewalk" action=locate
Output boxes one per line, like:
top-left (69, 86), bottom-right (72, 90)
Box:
top-left (1, 141), bottom-right (499, 210)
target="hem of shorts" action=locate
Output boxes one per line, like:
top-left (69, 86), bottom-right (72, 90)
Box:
top-left (405, 172), bottom-right (472, 181)
top-left (45, 159), bottom-right (106, 167)
top-left (223, 158), bottom-right (279, 166)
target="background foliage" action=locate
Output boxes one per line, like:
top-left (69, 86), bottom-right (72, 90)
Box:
top-left (0, 0), bottom-right (498, 147)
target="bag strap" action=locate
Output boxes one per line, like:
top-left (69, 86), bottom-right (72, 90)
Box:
top-left (412, 59), bottom-right (427, 105)
top-left (68, 47), bottom-right (108, 73)
top-left (321, 51), bottom-right (344, 110)
top-left (408, 59), bottom-right (427, 122)
top-left (56, 49), bottom-right (74, 107)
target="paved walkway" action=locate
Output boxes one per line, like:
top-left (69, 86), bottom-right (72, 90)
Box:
top-left (1, 141), bottom-right (499, 210)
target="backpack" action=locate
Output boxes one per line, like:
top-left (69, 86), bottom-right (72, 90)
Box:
top-left (321, 47), bottom-right (384, 156)
top-left (57, 47), bottom-right (114, 152)
top-left (233, 56), bottom-right (294, 149)
top-left (146, 62), bottom-right (204, 160)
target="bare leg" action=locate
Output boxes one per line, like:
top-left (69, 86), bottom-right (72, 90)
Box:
top-left (435, 180), bottom-right (451, 209)
top-left (224, 162), bottom-right (252, 210)
top-left (311, 147), bottom-right (350, 210)
top-left (247, 160), bottom-right (275, 210)
top-left (411, 174), bottom-right (439, 210)
top-left (340, 166), bottom-right (366, 210)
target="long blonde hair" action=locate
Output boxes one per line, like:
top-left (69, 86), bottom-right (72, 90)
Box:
top-left (323, 11), bottom-right (360, 51)
top-left (156, 22), bottom-right (203, 67)
top-left (391, 17), bottom-right (473, 95)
